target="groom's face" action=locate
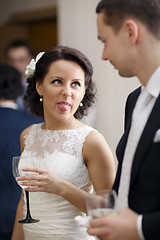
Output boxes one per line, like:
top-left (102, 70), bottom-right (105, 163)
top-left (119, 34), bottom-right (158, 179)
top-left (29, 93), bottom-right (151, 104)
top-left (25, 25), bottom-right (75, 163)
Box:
top-left (97, 12), bottom-right (136, 78)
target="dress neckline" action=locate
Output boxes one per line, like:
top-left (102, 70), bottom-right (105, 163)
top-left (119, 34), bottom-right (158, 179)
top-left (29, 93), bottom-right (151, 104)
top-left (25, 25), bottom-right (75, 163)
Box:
top-left (39, 122), bottom-right (88, 132)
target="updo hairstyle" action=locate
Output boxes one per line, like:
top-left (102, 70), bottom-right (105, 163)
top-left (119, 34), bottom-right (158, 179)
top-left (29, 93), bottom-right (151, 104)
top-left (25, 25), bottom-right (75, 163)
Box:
top-left (24, 45), bottom-right (96, 119)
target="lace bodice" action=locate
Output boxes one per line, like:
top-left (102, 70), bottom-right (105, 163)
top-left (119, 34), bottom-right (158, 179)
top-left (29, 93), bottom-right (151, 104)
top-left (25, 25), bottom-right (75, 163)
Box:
top-left (24, 123), bottom-right (91, 158)
top-left (21, 123), bottom-right (96, 239)
top-left (22, 123), bottom-right (95, 188)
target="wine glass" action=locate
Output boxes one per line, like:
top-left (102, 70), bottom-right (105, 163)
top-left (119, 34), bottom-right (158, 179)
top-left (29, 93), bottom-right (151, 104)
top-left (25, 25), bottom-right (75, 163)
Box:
top-left (86, 189), bottom-right (117, 219)
top-left (12, 156), bottom-right (40, 224)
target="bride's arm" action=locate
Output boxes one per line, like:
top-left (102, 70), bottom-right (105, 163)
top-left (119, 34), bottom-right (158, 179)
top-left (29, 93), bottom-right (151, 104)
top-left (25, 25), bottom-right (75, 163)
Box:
top-left (17, 130), bottom-right (115, 213)
top-left (58, 130), bottom-right (115, 212)
top-left (84, 130), bottom-right (115, 191)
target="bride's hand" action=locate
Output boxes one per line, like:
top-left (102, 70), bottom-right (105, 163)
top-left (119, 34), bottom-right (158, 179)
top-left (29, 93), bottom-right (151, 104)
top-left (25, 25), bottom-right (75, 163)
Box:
top-left (16, 167), bottom-right (64, 195)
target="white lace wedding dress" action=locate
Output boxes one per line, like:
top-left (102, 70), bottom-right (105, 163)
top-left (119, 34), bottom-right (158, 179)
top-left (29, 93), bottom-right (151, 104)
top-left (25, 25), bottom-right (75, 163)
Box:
top-left (21, 123), bottom-right (95, 240)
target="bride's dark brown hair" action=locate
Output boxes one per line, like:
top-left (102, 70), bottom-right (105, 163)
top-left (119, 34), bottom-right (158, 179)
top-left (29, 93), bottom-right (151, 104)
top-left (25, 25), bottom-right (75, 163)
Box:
top-left (24, 45), bottom-right (96, 119)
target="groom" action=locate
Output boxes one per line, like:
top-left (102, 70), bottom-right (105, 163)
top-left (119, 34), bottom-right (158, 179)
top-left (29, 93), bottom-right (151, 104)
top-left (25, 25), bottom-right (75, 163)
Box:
top-left (88, 0), bottom-right (160, 239)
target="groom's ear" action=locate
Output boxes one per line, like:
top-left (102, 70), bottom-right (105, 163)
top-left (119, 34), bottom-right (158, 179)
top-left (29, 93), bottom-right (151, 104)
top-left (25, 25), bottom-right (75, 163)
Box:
top-left (124, 19), bottom-right (139, 45)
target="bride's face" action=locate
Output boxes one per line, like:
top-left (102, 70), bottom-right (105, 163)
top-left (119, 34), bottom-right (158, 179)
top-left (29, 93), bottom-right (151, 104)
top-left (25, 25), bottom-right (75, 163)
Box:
top-left (36, 59), bottom-right (85, 124)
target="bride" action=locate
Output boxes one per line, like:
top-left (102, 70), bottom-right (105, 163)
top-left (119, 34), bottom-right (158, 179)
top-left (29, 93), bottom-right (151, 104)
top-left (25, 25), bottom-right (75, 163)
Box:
top-left (11, 45), bottom-right (115, 240)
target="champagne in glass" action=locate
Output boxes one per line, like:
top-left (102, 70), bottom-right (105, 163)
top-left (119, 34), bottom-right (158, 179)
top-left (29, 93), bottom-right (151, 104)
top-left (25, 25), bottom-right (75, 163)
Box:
top-left (12, 156), bottom-right (40, 223)
top-left (86, 189), bottom-right (117, 219)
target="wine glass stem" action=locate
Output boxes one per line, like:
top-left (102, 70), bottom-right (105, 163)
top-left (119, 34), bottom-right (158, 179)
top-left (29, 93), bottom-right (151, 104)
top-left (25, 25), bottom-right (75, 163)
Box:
top-left (25, 190), bottom-right (32, 218)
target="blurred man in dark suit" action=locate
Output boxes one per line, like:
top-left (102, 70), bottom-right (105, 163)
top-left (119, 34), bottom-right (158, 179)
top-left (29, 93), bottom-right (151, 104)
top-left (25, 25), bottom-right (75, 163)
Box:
top-left (0, 63), bottom-right (43, 240)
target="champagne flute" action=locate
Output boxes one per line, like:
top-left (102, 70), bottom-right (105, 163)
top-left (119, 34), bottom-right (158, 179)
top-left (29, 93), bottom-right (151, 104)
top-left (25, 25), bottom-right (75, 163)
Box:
top-left (12, 156), bottom-right (40, 223)
top-left (86, 189), bottom-right (117, 219)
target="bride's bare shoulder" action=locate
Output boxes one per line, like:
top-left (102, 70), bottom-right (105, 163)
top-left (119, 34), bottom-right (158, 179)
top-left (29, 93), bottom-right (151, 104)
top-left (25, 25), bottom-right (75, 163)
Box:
top-left (21, 124), bottom-right (33, 139)
top-left (20, 124), bottom-right (35, 152)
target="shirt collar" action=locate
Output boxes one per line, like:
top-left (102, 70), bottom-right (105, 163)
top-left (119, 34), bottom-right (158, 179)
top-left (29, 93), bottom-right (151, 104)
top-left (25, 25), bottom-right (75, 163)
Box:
top-left (0, 101), bottom-right (18, 110)
top-left (144, 66), bottom-right (160, 98)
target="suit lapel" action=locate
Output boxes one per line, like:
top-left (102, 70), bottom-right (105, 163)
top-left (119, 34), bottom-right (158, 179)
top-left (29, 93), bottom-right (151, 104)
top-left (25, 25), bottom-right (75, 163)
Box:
top-left (130, 94), bottom-right (160, 185)
top-left (115, 87), bottom-right (141, 191)
top-left (116, 87), bottom-right (141, 163)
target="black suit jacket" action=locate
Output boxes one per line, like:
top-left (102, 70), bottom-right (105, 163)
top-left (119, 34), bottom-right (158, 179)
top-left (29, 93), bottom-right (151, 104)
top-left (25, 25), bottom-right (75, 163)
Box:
top-left (114, 87), bottom-right (160, 240)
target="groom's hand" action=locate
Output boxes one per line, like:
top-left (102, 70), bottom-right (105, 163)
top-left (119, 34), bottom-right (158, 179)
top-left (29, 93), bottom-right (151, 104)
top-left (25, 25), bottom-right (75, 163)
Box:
top-left (87, 207), bottom-right (141, 240)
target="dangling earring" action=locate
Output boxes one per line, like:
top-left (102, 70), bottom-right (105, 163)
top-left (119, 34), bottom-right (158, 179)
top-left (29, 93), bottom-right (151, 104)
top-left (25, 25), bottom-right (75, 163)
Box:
top-left (40, 96), bottom-right (43, 102)
top-left (80, 96), bottom-right (84, 107)
top-left (79, 102), bottom-right (83, 107)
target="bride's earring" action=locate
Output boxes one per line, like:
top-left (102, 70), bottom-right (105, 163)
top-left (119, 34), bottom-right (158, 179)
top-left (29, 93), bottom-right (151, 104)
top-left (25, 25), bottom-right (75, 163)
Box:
top-left (79, 102), bottom-right (83, 107)
top-left (40, 96), bottom-right (43, 102)
top-left (79, 96), bottom-right (84, 107)
top-left (79, 95), bottom-right (84, 107)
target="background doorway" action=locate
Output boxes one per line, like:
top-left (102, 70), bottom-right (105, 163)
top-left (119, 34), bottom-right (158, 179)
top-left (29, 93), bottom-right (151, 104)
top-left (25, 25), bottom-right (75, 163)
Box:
top-left (0, 7), bottom-right (57, 62)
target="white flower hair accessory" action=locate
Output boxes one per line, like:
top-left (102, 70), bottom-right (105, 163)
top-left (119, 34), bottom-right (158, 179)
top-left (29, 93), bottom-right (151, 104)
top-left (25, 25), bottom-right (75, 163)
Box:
top-left (25, 51), bottom-right (45, 77)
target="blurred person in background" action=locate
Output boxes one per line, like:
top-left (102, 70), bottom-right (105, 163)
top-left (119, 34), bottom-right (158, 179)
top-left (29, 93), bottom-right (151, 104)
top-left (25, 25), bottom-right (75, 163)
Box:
top-left (0, 63), bottom-right (43, 240)
top-left (5, 39), bottom-right (33, 110)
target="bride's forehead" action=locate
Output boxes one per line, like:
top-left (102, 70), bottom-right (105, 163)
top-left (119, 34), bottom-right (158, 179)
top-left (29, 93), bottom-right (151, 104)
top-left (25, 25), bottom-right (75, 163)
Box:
top-left (45, 61), bottom-right (85, 78)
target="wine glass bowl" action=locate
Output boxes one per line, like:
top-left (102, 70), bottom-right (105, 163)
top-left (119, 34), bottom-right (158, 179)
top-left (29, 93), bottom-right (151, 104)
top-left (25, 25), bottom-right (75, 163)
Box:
top-left (86, 189), bottom-right (117, 219)
top-left (12, 156), bottom-right (40, 224)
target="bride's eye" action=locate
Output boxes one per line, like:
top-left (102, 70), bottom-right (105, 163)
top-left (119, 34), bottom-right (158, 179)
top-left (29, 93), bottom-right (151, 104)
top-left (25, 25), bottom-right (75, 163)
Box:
top-left (72, 81), bottom-right (81, 87)
top-left (52, 79), bottom-right (62, 85)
